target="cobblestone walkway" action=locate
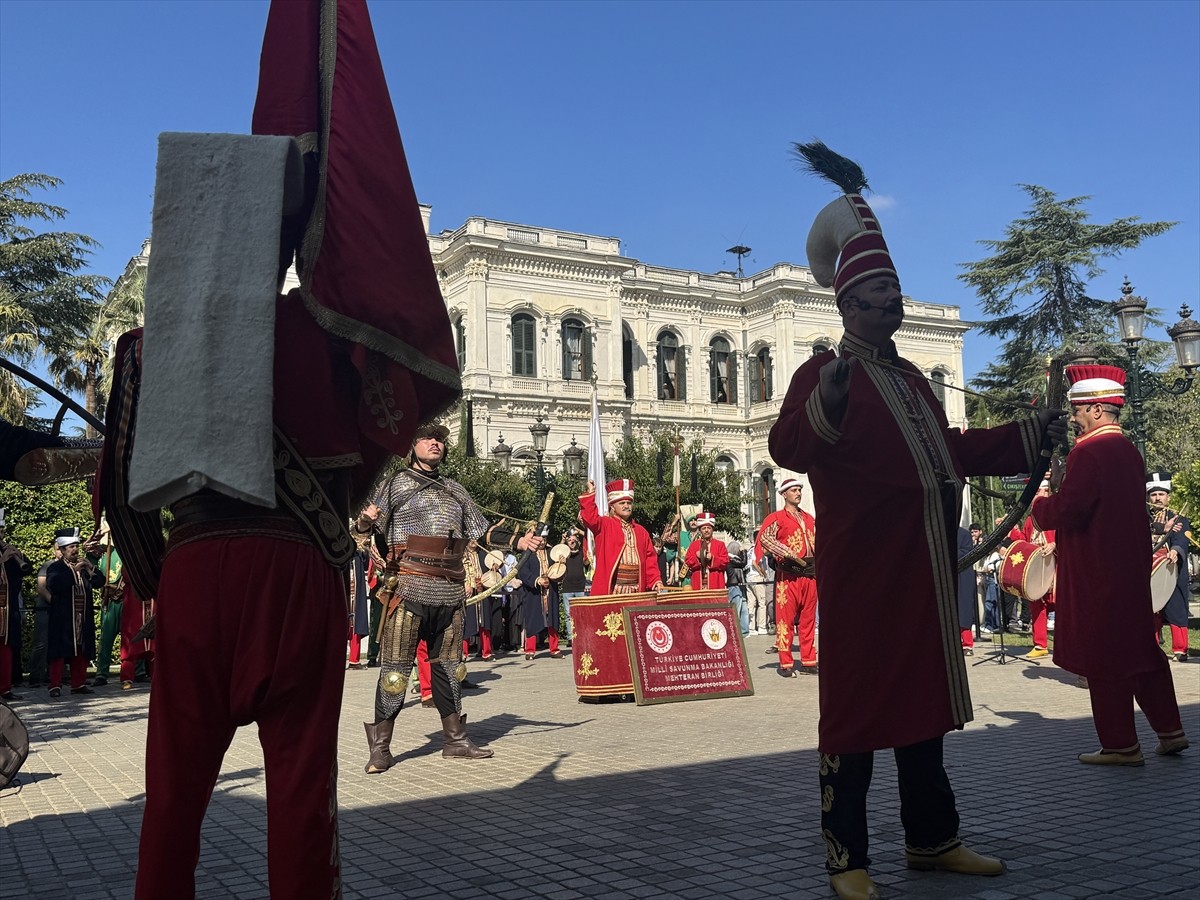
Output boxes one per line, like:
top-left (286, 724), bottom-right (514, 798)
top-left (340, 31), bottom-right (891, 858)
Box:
top-left (2, 634), bottom-right (1197, 899)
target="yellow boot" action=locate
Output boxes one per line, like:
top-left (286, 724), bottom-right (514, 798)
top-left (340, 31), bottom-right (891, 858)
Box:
top-left (829, 869), bottom-right (881, 900)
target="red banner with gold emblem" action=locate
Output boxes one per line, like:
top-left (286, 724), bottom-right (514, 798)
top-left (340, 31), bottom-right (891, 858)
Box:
top-left (623, 603), bottom-right (753, 705)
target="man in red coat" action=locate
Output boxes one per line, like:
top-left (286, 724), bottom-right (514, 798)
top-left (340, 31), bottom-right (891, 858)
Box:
top-left (1031, 365), bottom-right (1187, 766)
top-left (580, 479), bottom-right (662, 594)
top-left (684, 511), bottom-right (729, 590)
top-left (770, 141), bottom-right (1067, 900)
top-left (756, 478), bottom-right (819, 676)
top-left (97, 4), bottom-right (462, 898)
top-left (1006, 479), bottom-right (1056, 658)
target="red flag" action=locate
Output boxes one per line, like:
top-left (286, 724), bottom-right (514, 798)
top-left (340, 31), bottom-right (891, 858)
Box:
top-left (252, 0), bottom-right (460, 494)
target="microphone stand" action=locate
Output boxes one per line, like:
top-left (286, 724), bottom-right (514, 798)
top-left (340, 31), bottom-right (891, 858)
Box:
top-left (972, 557), bottom-right (1038, 667)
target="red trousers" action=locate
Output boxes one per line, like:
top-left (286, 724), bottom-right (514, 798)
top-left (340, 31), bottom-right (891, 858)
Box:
top-left (775, 576), bottom-right (818, 669)
top-left (348, 631), bottom-right (362, 665)
top-left (135, 537), bottom-right (346, 900)
top-left (480, 629), bottom-right (494, 659)
top-left (524, 629), bottom-right (559, 655)
top-left (1030, 596), bottom-right (1054, 649)
top-left (1087, 651), bottom-right (1185, 752)
top-left (1153, 614), bottom-right (1189, 656)
top-left (416, 639), bottom-right (432, 700)
top-left (49, 655), bottom-right (88, 690)
top-left (960, 628), bottom-right (974, 649)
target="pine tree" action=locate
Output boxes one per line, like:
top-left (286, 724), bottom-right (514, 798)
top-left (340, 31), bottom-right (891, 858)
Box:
top-left (959, 185), bottom-right (1174, 414)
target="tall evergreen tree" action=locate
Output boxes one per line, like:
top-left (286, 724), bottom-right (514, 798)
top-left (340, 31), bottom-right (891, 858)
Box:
top-left (0, 173), bottom-right (109, 422)
top-left (959, 185), bottom-right (1174, 415)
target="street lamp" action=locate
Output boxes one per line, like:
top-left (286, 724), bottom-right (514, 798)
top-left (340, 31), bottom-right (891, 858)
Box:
top-left (492, 433), bottom-right (512, 471)
top-left (563, 437), bottom-right (585, 478)
top-left (529, 415), bottom-right (550, 494)
top-left (1112, 277), bottom-right (1199, 460)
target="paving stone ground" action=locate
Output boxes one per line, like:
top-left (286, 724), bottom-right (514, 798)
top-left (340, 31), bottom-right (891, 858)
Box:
top-left (2, 633), bottom-right (1198, 900)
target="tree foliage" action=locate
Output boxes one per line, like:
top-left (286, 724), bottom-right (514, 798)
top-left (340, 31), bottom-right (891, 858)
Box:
top-left (375, 427), bottom-right (748, 544)
top-left (1143, 367), bottom-right (1200, 485)
top-left (0, 478), bottom-right (95, 597)
top-left (0, 174), bottom-right (110, 422)
top-left (960, 185), bottom-right (1174, 413)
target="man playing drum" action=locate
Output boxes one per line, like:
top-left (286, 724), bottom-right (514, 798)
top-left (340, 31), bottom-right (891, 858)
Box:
top-left (1031, 365), bottom-right (1188, 765)
top-left (1005, 479), bottom-right (1057, 659)
top-left (1147, 471), bottom-right (1190, 663)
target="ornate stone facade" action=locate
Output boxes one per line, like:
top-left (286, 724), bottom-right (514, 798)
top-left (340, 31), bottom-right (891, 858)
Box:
top-left (123, 211), bottom-right (967, 527)
top-left (427, 210), bottom-right (968, 528)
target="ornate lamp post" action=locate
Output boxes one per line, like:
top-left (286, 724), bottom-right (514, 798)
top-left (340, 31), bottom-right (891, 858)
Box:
top-left (562, 437), bottom-right (585, 479)
top-left (529, 415), bottom-right (550, 494)
top-left (1112, 277), bottom-right (1199, 460)
top-left (491, 434), bottom-right (512, 471)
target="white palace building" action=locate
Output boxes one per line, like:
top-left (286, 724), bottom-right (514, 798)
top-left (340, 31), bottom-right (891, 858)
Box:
top-left (424, 208), bottom-right (968, 528)
top-left (118, 208), bottom-right (969, 529)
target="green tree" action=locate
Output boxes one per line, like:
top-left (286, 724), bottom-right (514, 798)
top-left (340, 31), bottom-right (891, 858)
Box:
top-left (960, 185), bottom-right (1174, 413)
top-left (605, 430), bottom-right (748, 539)
top-left (0, 173), bottom-right (109, 422)
top-left (1143, 367), bottom-right (1200, 484)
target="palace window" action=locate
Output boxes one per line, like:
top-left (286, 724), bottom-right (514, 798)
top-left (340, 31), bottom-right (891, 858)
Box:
top-left (931, 369), bottom-right (948, 407)
top-left (561, 318), bottom-right (593, 381)
top-left (748, 347), bottom-right (772, 403)
top-left (812, 341), bottom-right (832, 357)
top-left (453, 315), bottom-right (466, 370)
top-left (755, 468), bottom-right (775, 525)
top-left (622, 327), bottom-right (635, 399)
top-left (657, 331), bottom-right (686, 400)
top-left (709, 337), bottom-right (737, 404)
top-left (512, 313), bottom-right (536, 377)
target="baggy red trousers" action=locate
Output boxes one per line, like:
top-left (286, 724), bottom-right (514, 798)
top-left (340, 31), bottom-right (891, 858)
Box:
top-left (135, 537), bottom-right (346, 900)
top-left (1087, 651), bottom-right (1185, 752)
top-left (775, 575), bottom-right (818, 670)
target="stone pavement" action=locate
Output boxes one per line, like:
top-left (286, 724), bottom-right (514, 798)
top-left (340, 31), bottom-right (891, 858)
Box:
top-left (2, 633), bottom-right (1198, 900)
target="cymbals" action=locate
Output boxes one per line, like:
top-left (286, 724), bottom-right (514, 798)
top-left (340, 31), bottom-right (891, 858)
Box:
top-left (484, 549), bottom-right (506, 571)
top-left (549, 543), bottom-right (571, 563)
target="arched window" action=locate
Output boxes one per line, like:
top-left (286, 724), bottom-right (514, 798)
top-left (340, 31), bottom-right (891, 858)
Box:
top-left (453, 315), bottom-right (466, 370)
top-left (931, 370), bottom-right (948, 407)
top-left (748, 347), bottom-right (772, 403)
top-left (512, 313), bottom-right (536, 376)
top-left (812, 341), bottom-right (832, 357)
top-left (715, 455), bottom-right (736, 474)
top-left (657, 331), bottom-right (686, 400)
top-left (622, 327), bottom-right (635, 400)
top-left (755, 468), bottom-right (775, 525)
top-left (709, 337), bottom-right (737, 404)
top-left (561, 318), bottom-right (592, 381)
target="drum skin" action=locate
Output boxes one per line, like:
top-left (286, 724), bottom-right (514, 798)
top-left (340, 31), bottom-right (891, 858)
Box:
top-left (1150, 547), bottom-right (1177, 613)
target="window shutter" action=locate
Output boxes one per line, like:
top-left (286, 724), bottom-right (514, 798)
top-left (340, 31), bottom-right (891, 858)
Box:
top-left (677, 346), bottom-right (687, 401)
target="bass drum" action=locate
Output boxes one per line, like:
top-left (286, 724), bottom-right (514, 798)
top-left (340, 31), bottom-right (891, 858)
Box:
top-left (1151, 547), bottom-right (1177, 613)
top-left (999, 539), bottom-right (1055, 601)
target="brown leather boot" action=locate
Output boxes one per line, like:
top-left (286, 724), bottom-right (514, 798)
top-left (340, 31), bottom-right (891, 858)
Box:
top-left (363, 720), bottom-right (395, 774)
top-left (440, 712), bottom-right (493, 759)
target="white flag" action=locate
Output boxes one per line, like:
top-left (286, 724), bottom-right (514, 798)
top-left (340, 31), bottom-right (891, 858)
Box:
top-left (588, 386), bottom-right (608, 517)
top-left (672, 445), bottom-right (681, 489)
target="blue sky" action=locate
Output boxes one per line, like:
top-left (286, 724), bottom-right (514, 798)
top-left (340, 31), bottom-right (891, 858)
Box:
top-left (2, 0), bottom-right (1197, 384)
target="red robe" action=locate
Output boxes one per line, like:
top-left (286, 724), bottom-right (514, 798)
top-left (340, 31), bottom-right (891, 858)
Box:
top-left (1031, 424), bottom-right (1159, 677)
top-left (684, 538), bottom-right (729, 590)
top-left (579, 492), bottom-right (660, 594)
top-left (769, 335), bottom-right (1044, 754)
top-left (756, 507), bottom-right (816, 571)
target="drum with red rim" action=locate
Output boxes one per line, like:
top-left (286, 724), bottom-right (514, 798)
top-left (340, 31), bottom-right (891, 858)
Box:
top-left (999, 539), bottom-right (1055, 601)
top-left (1151, 546), bottom-right (1177, 613)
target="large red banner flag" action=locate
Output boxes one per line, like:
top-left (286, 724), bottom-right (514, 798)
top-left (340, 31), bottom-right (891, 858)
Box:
top-left (252, 0), bottom-right (461, 496)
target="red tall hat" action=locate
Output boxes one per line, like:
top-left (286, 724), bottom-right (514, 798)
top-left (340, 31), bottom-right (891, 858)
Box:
top-left (252, 0), bottom-right (460, 490)
top-left (795, 141), bottom-right (898, 304)
top-left (1065, 364), bottom-right (1127, 406)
